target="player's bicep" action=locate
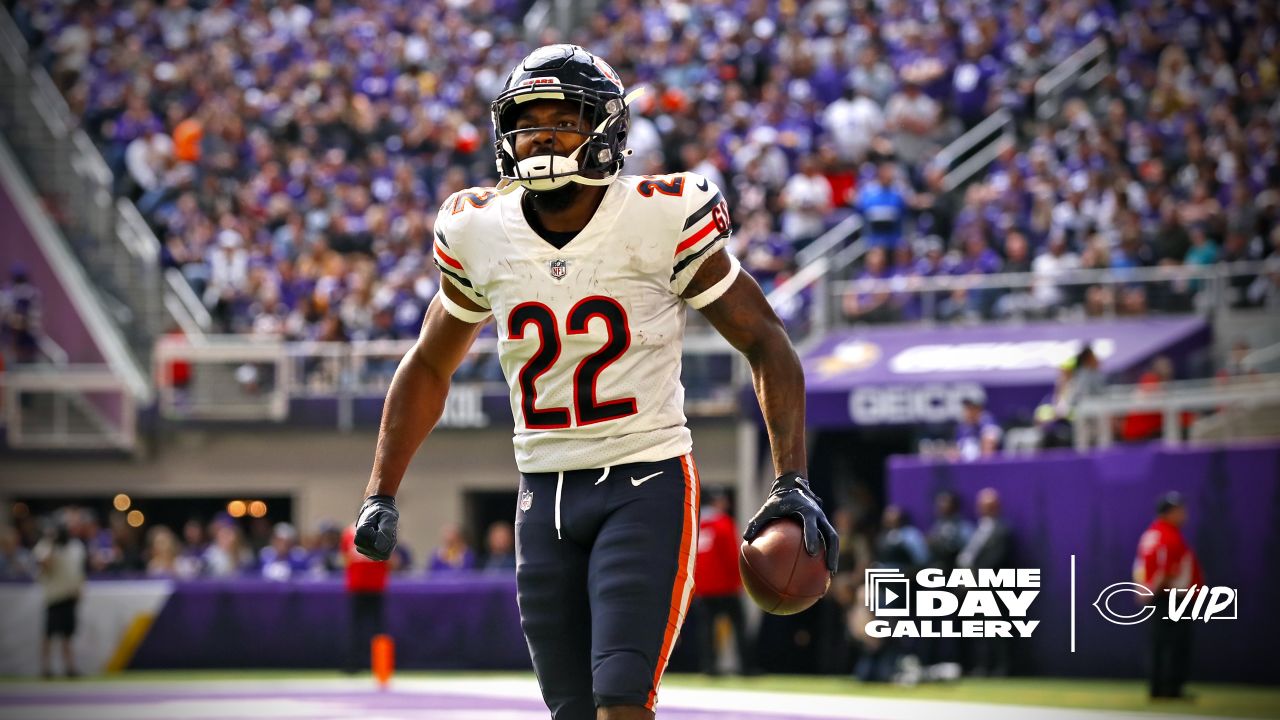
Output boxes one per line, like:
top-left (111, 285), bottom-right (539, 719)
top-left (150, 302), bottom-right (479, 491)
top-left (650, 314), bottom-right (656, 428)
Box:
top-left (693, 256), bottom-right (787, 355)
top-left (436, 275), bottom-right (492, 322)
top-left (679, 247), bottom-right (740, 309)
top-left (412, 287), bottom-right (488, 380)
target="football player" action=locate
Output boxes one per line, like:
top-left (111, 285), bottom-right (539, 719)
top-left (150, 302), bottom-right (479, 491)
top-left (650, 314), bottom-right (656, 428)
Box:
top-left (355, 44), bottom-right (838, 720)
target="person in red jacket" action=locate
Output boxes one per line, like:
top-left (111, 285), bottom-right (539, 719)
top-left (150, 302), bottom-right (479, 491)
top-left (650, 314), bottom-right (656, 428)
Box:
top-left (342, 522), bottom-right (390, 674)
top-left (1133, 492), bottom-right (1203, 700)
top-left (691, 489), bottom-right (754, 675)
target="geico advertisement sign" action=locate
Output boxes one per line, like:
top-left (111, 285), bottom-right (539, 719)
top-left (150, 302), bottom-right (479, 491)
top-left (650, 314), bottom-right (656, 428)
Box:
top-left (865, 568), bottom-right (1041, 638)
top-left (849, 383), bottom-right (985, 424)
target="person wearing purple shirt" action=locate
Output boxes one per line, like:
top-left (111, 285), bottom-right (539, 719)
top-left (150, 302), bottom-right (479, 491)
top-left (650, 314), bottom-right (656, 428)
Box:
top-left (258, 522), bottom-right (317, 582)
top-left (952, 398), bottom-right (1003, 462)
top-left (952, 41), bottom-right (1001, 129)
top-left (842, 246), bottom-right (899, 324)
top-left (951, 232), bottom-right (1004, 276)
top-left (941, 231), bottom-right (1004, 320)
top-left (427, 524), bottom-right (477, 575)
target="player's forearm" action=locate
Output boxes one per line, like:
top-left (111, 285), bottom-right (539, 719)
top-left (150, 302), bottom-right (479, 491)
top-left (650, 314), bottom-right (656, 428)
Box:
top-left (745, 333), bottom-right (808, 477)
top-left (365, 348), bottom-right (450, 498)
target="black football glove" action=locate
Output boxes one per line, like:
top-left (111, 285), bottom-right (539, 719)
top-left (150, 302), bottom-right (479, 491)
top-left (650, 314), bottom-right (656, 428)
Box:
top-left (743, 473), bottom-right (840, 574)
top-left (354, 495), bottom-right (399, 561)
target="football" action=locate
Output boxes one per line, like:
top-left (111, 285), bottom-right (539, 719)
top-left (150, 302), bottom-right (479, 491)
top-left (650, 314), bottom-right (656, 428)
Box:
top-left (738, 518), bottom-right (832, 615)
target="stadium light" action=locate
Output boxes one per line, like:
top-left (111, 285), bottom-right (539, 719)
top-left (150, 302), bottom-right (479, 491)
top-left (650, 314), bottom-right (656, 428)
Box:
top-left (248, 500), bottom-right (268, 518)
top-left (126, 510), bottom-right (145, 528)
top-left (227, 500), bottom-right (247, 518)
top-left (113, 493), bottom-right (131, 512)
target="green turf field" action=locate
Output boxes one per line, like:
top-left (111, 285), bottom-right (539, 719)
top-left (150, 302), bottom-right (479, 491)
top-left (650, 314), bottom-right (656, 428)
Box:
top-left (12, 671), bottom-right (1277, 719)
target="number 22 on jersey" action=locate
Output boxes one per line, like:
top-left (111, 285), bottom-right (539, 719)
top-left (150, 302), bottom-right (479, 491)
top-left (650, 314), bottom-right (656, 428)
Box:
top-left (507, 296), bottom-right (638, 429)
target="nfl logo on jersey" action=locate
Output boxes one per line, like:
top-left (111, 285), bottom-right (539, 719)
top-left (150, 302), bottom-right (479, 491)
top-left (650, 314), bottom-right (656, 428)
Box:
top-left (549, 259), bottom-right (568, 279)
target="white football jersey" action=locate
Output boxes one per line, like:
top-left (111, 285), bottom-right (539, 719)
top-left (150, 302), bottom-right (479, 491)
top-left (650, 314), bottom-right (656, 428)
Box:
top-left (433, 172), bottom-right (737, 472)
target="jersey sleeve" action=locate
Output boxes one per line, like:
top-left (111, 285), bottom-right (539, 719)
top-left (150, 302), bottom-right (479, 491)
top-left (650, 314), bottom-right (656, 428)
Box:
top-left (433, 193), bottom-right (493, 319)
top-left (671, 173), bottom-right (733, 297)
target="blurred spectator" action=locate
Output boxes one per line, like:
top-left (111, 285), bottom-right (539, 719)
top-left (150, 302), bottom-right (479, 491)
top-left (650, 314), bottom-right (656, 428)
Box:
top-left (993, 231), bottom-right (1037, 317)
top-left (1119, 356), bottom-right (1184, 443)
top-left (1066, 344), bottom-right (1107, 409)
top-left (691, 489), bottom-right (753, 676)
top-left (842, 246), bottom-right (897, 324)
top-left (849, 45), bottom-right (897, 106)
top-left (0, 526), bottom-right (36, 581)
top-left (342, 521), bottom-right (389, 674)
top-left (178, 519), bottom-right (208, 578)
top-left (780, 156), bottom-right (834, 250)
top-left (885, 79), bottom-right (941, 166)
top-left (1218, 340), bottom-right (1259, 380)
top-left (822, 86), bottom-right (884, 165)
top-left (874, 506), bottom-right (928, 571)
top-left (259, 522), bottom-right (315, 581)
top-left (145, 526), bottom-right (183, 578)
top-left (202, 520), bottom-right (253, 578)
top-left (1134, 492), bottom-right (1202, 700)
top-left (956, 488), bottom-right (1013, 677)
top-left (34, 518), bottom-right (86, 678)
top-left (734, 211), bottom-right (793, 292)
top-left (102, 513), bottom-right (146, 574)
top-left (951, 398), bottom-right (1003, 462)
top-left (1246, 229), bottom-right (1280, 308)
top-left (857, 161), bottom-right (907, 250)
top-left (1030, 232), bottom-right (1081, 314)
top-left (925, 492), bottom-right (973, 573)
top-left (0, 264), bottom-right (42, 365)
top-left (311, 520), bottom-right (345, 575)
top-left (481, 521), bottom-right (516, 572)
top-left (427, 524), bottom-right (476, 574)
top-left (921, 490), bottom-right (972, 668)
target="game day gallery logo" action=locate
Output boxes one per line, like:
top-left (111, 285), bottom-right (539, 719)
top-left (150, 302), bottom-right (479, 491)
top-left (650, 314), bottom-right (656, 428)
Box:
top-left (864, 568), bottom-right (1041, 638)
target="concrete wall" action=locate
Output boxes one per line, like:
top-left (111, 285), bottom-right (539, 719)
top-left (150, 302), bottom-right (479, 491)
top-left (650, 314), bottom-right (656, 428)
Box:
top-left (0, 420), bottom-right (741, 555)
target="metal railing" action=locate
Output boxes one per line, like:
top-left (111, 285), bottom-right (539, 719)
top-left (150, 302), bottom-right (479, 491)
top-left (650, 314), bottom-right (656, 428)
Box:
top-left (1242, 341), bottom-right (1280, 373)
top-left (1, 365), bottom-right (138, 450)
top-left (828, 260), bottom-right (1269, 328)
top-left (1074, 373), bottom-right (1280, 449)
top-left (1035, 37), bottom-right (1110, 120)
top-left (164, 267), bottom-right (212, 340)
top-left (936, 108), bottom-right (1016, 193)
top-left (0, 6), bottom-right (163, 368)
top-left (153, 331), bottom-right (744, 431)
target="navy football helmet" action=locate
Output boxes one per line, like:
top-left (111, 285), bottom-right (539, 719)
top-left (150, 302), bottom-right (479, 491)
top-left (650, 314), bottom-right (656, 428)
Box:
top-left (491, 44), bottom-right (637, 191)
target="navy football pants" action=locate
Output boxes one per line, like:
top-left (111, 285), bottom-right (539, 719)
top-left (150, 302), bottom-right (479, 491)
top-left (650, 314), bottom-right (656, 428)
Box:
top-left (515, 454), bottom-right (700, 719)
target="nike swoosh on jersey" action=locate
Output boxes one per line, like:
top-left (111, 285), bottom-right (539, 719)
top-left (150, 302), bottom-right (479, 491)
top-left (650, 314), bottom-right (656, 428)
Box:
top-left (631, 471), bottom-right (663, 487)
top-left (696, 178), bottom-right (709, 192)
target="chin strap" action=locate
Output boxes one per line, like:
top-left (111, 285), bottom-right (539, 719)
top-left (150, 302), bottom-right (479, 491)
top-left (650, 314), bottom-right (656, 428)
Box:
top-left (497, 86), bottom-right (647, 194)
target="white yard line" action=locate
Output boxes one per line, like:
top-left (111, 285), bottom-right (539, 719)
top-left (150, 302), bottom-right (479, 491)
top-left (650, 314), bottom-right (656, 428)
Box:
top-left (0, 677), bottom-right (1241, 720)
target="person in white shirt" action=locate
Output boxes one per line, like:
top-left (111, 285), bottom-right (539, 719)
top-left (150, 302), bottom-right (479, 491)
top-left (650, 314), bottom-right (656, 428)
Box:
top-left (1032, 231), bottom-right (1081, 311)
top-left (885, 80), bottom-right (941, 165)
top-left (34, 521), bottom-right (87, 678)
top-left (780, 156), bottom-right (834, 247)
top-left (822, 87), bottom-right (884, 164)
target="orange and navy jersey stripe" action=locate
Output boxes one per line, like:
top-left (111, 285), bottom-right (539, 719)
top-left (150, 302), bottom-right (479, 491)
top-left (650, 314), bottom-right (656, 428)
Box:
top-left (647, 453), bottom-right (700, 710)
top-left (432, 226), bottom-right (491, 309)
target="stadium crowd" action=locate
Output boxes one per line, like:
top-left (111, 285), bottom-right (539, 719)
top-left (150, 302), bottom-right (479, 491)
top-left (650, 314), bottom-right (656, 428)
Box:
top-left (11, 0), bottom-right (1275, 339)
top-left (0, 502), bottom-right (515, 582)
